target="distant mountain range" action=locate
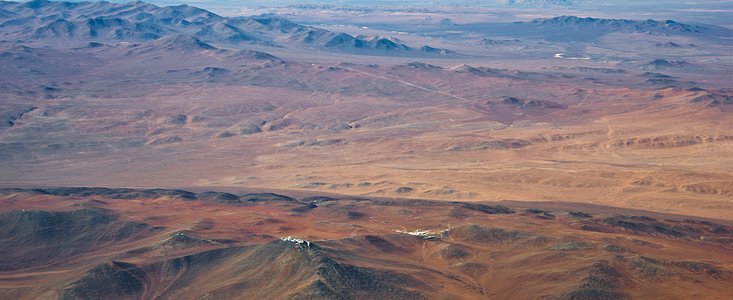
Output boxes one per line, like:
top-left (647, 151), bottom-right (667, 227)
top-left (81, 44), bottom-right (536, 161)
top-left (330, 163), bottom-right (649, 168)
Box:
top-left (0, 0), bottom-right (454, 56)
top-left (531, 16), bottom-right (705, 35)
top-left (504, 0), bottom-right (581, 7)
top-left (466, 15), bottom-right (733, 43)
top-left (4, 1), bottom-right (728, 54)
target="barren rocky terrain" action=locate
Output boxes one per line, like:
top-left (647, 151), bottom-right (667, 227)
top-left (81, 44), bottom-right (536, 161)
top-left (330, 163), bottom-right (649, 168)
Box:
top-left (1, 187), bottom-right (733, 299)
top-left (1, 0), bottom-right (732, 298)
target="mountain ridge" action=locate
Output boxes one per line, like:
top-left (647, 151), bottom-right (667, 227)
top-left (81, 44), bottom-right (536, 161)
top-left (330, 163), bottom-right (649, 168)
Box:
top-left (0, 0), bottom-right (455, 56)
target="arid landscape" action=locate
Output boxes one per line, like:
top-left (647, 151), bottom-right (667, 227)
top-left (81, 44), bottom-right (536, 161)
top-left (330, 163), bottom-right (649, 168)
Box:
top-left (2, 187), bottom-right (733, 299)
top-left (1, 0), bottom-right (732, 299)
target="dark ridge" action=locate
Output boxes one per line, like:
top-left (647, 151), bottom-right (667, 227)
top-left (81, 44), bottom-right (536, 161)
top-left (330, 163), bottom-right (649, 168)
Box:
top-left (158, 231), bottom-right (217, 249)
top-left (602, 216), bottom-right (685, 237)
top-left (332, 197), bottom-right (516, 217)
top-left (84, 41), bottom-right (107, 48)
top-left (196, 191), bottom-right (240, 202)
top-left (533, 16), bottom-right (704, 34)
top-left (60, 261), bottom-right (147, 300)
top-left (246, 15), bottom-right (302, 33)
top-left (341, 198), bottom-right (437, 207)
top-left (497, 96), bottom-right (568, 110)
top-left (12, 187), bottom-right (324, 204)
top-left (441, 244), bottom-right (472, 260)
top-left (448, 225), bottom-right (524, 245)
top-left (148, 245), bottom-right (249, 294)
top-left (564, 262), bottom-right (628, 300)
top-left (451, 64), bottom-right (512, 78)
top-left (301, 30), bottom-right (418, 53)
top-left (523, 208), bottom-right (555, 220)
top-left (404, 61), bottom-right (442, 70)
top-left (266, 118), bottom-right (297, 131)
top-left (419, 45), bottom-right (454, 55)
top-left (643, 59), bottom-right (693, 71)
top-left (579, 225), bottom-right (609, 233)
top-left (568, 211), bottom-right (593, 218)
top-left (239, 124), bottom-right (263, 135)
top-left (457, 203), bottom-right (514, 214)
top-left (205, 192), bottom-right (296, 205)
top-left (640, 72), bottom-right (675, 79)
top-left (656, 41), bottom-right (682, 48)
top-left (195, 22), bottom-right (261, 44)
top-left (689, 92), bottom-right (733, 107)
top-left (575, 213), bottom-right (733, 242)
top-left (671, 261), bottom-right (731, 279)
top-left (239, 192), bottom-right (296, 203)
top-left (621, 255), bottom-right (732, 280)
top-left (187, 240), bottom-right (430, 299)
top-left (0, 188), bottom-right (41, 194)
top-left (447, 139), bottom-right (532, 151)
top-left (394, 186), bottom-right (414, 193)
top-left (308, 255), bottom-right (429, 299)
top-left (629, 256), bottom-right (672, 277)
top-left (0, 208), bottom-right (155, 270)
top-left (224, 49), bottom-right (281, 62)
top-left (33, 187), bottom-right (196, 200)
top-left (0, 209), bottom-right (111, 244)
top-left (679, 219), bottom-right (733, 235)
top-left (129, 34), bottom-right (216, 53)
top-left (364, 235), bottom-right (407, 253)
top-left (1, 1), bottom-right (458, 55)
